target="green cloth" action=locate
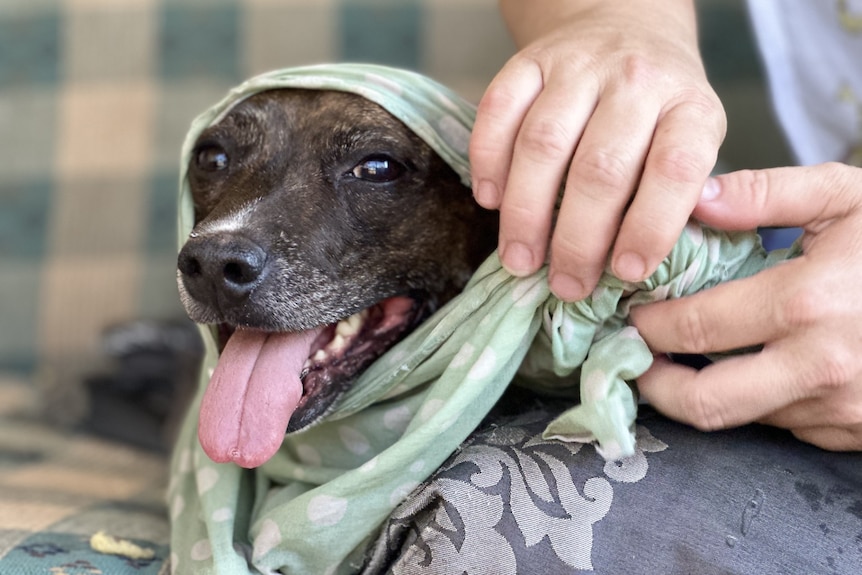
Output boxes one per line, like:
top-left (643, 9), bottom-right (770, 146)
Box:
top-left (170, 63), bottom-right (796, 574)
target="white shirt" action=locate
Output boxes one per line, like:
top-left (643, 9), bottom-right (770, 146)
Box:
top-left (746, 0), bottom-right (862, 166)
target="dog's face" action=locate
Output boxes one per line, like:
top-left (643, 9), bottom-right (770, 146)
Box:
top-left (177, 89), bottom-right (497, 467)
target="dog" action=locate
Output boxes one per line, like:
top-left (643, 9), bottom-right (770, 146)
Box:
top-left (176, 88), bottom-right (498, 469)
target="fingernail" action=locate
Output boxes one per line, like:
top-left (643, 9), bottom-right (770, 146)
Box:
top-left (473, 180), bottom-right (498, 207)
top-left (701, 177), bottom-right (720, 202)
top-left (614, 252), bottom-right (646, 282)
top-left (549, 272), bottom-right (586, 301)
top-left (501, 242), bottom-right (535, 276)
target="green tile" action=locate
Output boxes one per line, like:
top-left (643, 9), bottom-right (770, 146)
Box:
top-left (338, 0), bottom-right (422, 69)
top-left (158, 3), bottom-right (241, 81)
top-left (139, 254), bottom-right (187, 321)
top-left (242, 4), bottom-right (337, 74)
top-left (0, 261), bottom-right (41, 373)
top-left (146, 172), bottom-right (181, 255)
top-left (50, 178), bottom-right (147, 258)
top-left (64, 8), bottom-right (155, 82)
top-left (0, 10), bottom-right (60, 87)
top-left (0, 179), bottom-right (52, 260)
top-left (0, 88), bottom-right (57, 183)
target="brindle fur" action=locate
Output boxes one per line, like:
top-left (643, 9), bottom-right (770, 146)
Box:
top-left (177, 89), bottom-right (498, 429)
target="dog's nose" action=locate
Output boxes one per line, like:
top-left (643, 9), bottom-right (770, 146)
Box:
top-left (178, 234), bottom-right (268, 303)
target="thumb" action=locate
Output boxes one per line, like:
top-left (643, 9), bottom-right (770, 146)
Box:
top-left (692, 163), bottom-right (860, 231)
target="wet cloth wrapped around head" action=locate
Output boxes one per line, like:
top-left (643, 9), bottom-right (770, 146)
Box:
top-left (170, 63), bottom-right (799, 574)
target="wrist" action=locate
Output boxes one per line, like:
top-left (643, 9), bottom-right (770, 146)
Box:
top-left (499, 0), bottom-right (699, 48)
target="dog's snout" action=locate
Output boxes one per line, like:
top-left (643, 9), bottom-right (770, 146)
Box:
top-left (178, 234), bottom-right (268, 304)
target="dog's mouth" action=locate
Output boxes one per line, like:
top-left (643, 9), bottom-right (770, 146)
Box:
top-left (198, 295), bottom-right (424, 469)
top-left (297, 296), bottom-right (420, 416)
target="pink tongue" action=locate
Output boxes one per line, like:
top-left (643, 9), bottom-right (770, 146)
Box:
top-left (198, 327), bottom-right (321, 468)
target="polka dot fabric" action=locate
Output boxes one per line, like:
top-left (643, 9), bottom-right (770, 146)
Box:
top-left (171, 64), bottom-right (801, 573)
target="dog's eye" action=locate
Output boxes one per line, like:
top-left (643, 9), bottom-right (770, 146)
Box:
top-left (350, 156), bottom-right (405, 183)
top-left (195, 144), bottom-right (230, 172)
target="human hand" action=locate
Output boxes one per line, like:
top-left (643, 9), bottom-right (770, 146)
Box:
top-left (470, 0), bottom-right (726, 301)
top-left (630, 163), bottom-right (862, 450)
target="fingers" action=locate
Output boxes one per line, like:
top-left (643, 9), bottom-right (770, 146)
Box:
top-left (496, 69), bottom-right (600, 277)
top-left (470, 57), bottom-right (545, 211)
top-left (639, 354), bottom-right (862, 451)
top-left (473, 72), bottom-right (726, 295)
top-left (634, 262), bottom-right (862, 450)
top-left (610, 96), bottom-right (725, 282)
top-left (548, 84), bottom-right (659, 298)
top-left (694, 163), bottom-right (862, 230)
top-left (790, 427), bottom-right (862, 451)
top-left (760, 396), bottom-right (861, 436)
top-left (470, 2), bottom-right (729, 296)
top-left (631, 163), bottom-right (862, 449)
top-left (629, 261), bottom-right (801, 355)
top-left (636, 344), bottom-right (807, 432)
top-left (472, 57), bottom-right (600, 277)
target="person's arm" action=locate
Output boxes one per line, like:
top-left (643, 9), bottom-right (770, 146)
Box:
top-left (631, 163), bottom-right (862, 451)
top-left (471, 0), bottom-right (725, 301)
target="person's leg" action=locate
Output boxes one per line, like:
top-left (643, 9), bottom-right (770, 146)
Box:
top-left (366, 402), bottom-right (862, 574)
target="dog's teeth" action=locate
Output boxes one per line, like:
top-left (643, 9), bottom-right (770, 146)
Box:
top-left (336, 320), bottom-right (355, 338)
top-left (348, 312), bottom-right (363, 331)
top-left (330, 333), bottom-right (347, 351)
top-left (313, 349), bottom-right (327, 362)
top-left (336, 311), bottom-right (365, 337)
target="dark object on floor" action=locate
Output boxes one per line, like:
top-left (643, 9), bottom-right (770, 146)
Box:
top-left (84, 319), bottom-right (203, 452)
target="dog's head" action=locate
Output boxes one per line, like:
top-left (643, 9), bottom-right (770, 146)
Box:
top-left (177, 86), bottom-right (497, 467)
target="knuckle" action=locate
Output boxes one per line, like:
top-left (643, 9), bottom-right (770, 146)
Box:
top-left (650, 145), bottom-right (707, 186)
top-left (832, 401), bottom-right (862, 428)
top-left (502, 201), bottom-right (549, 240)
top-left (676, 308), bottom-right (714, 355)
top-left (574, 148), bottom-right (631, 193)
top-left (819, 160), bottom-right (850, 180)
top-left (718, 168), bottom-right (773, 216)
top-left (476, 84), bottom-right (519, 123)
top-left (605, 52), bottom-right (677, 91)
top-left (670, 88), bottom-right (727, 130)
top-left (685, 90), bottom-right (726, 124)
top-left (817, 161), bottom-right (857, 204)
top-left (810, 347), bottom-right (855, 393)
top-left (471, 95), bottom-right (518, 161)
top-left (775, 283), bottom-right (826, 331)
top-left (655, 91), bottom-right (726, 161)
top-left (517, 117), bottom-right (575, 159)
top-left (551, 227), bottom-right (604, 270)
top-left (467, 134), bottom-right (497, 164)
top-left (683, 385), bottom-right (727, 432)
top-left (619, 54), bottom-right (656, 86)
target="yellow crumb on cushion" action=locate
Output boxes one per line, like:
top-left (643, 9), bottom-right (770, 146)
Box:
top-left (89, 530), bottom-right (156, 560)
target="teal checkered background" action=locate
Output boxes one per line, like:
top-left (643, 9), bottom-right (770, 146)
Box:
top-left (0, 0), bottom-right (787, 383)
top-left (0, 0), bottom-right (514, 382)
